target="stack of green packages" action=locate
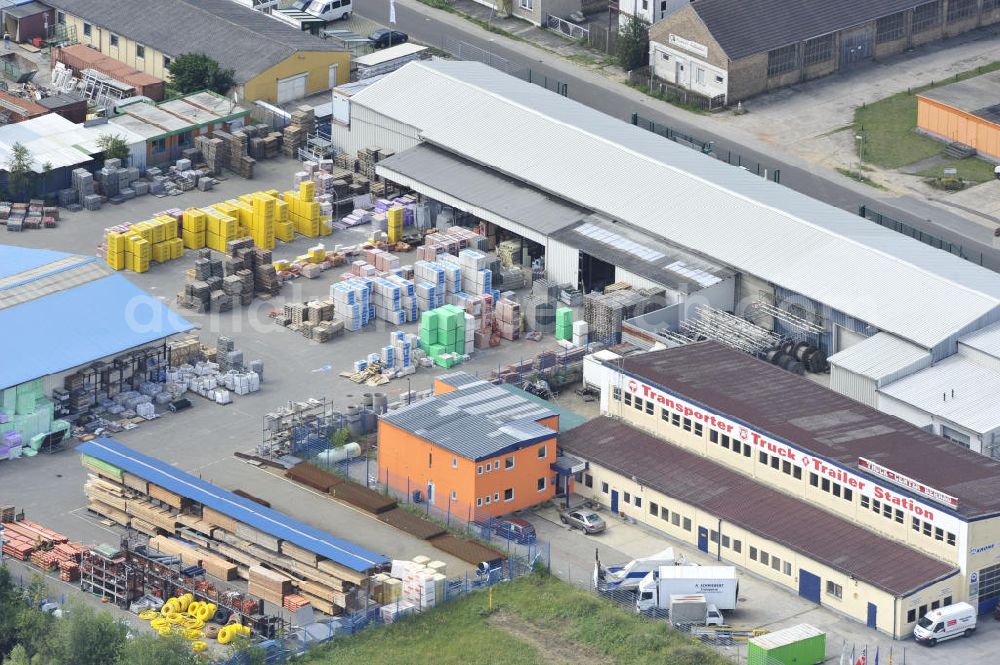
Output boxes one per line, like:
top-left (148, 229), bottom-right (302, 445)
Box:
top-left (555, 307), bottom-right (574, 341)
top-left (0, 379), bottom-right (57, 457)
top-left (419, 304), bottom-right (466, 368)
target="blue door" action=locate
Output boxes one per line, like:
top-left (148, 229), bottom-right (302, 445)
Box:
top-left (610, 490), bottom-right (619, 514)
top-left (799, 570), bottom-right (821, 603)
top-left (697, 527), bottom-right (709, 553)
top-left (867, 602), bottom-right (877, 629)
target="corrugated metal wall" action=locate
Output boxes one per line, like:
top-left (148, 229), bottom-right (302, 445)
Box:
top-left (958, 344), bottom-right (1000, 373)
top-left (331, 105), bottom-right (421, 158)
top-left (615, 267), bottom-right (666, 292)
top-left (829, 366), bottom-right (878, 408)
top-left (545, 239), bottom-right (579, 287)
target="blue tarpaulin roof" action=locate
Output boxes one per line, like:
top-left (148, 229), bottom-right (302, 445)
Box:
top-left (78, 438), bottom-right (389, 573)
top-left (0, 246), bottom-right (194, 390)
top-left (0, 246), bottom-right (74, 280)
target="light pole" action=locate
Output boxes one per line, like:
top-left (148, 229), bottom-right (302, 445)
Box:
top-left (406, 377), bottom-right (411, 405)
top-left (0, 523), bottom-right (5, 567)
top-left (855, 134), bottom-right (864, 181)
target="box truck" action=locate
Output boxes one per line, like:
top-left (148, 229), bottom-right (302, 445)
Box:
top-left (594, 547), bottom-right (684, 592)
top-left (636, 565), bottom-right (738, 613)
top-left (669, 594), bottom-right (725, 628)
top-left (913, 602), bottom-right (976, 646)
top-left (747, 623), bottom-right (825, 665)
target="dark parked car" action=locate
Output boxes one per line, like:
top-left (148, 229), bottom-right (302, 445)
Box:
top-left (491, 517), bottom-right (536, 544)
top-left (370, 29), bottom-right (408, 49)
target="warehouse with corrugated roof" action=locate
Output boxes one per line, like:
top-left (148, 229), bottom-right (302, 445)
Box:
top-left (332, 59), bottom-right (1000, 360)
top-left (562, 416), bottom-right (960, 638)
top-left (582, 340), bottom-right (1000, 631)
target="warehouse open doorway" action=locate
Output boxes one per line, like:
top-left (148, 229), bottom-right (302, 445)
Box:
top-left (580, 251), bottom-right (615, 293)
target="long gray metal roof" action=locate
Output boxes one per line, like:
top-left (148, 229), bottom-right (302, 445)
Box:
top-left (681, 0), bottom-right (920, 60)
top-left (353, 60), bottom-right (1000, 352)
top-left (880, 355), bottom-right (1000, 435)
top-left (376, 143), bottom-right (589, 236)
top-left (551, 215), bottom-right (734, 293)
top-left (44, 0), bottom-right (343, 84)
top-left (920, 71), bottom-right (1000, 125)
top-left (827, 332), bottom-right (931, 383)
top-left (381, 373), bottom-right (557, 460)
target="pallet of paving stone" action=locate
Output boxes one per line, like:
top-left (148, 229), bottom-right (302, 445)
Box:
top-left (328, 481), bottom-right (397, 515)
top-left (285, 463), bottom-right (344, 493)
top-left (427, 534), bottom-right (506, 565)
top-left (377, 507), bottom-right (446, 540)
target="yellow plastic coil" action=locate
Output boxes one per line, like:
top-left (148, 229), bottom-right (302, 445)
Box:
top-left (178, 593), bottom-right (194, 613)
top-left (184, 629), bottom-right (203, 641)
top-left (166, 613), bottom-right (185, 625)
top-left (161, 599), bottom-right (179, 615)
top-left (191, 641), bottom-right (207, 652)
top-left (183, 617), bottom-right (204, 630)
top-left (157, 627), bottom-right (172, 637)
top-left (197, 603), bottom-right (216, 622)
top-left (239, 626), bottom-right (251, 637)
top-left (150, 618), bottom-right (168, 630)
top-left (217, 626), bottom-right (233, 645)
top-left (138, 610), bottom-right (158, 621)
top-left (188, 601), bottom-right (202, 615)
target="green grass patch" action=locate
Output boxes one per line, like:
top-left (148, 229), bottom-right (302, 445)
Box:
top-left (836, 167), bottom-right (888, 190)
top-left (301, 573), bottom-right (727, 665)
top-left (852, 61), bottom-right (1000, 169)
top-left (916, 157), bottom-right (997, 185)
top-left (624, 80), bottom-right (707, 115)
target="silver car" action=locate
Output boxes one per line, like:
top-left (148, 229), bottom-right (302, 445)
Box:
top-left (559, 508), bottom-right (606, 534)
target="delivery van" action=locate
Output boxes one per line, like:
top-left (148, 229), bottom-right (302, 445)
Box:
top-left (913, 602), bottom-right (975, 646)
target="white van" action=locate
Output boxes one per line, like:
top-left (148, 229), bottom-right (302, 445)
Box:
top-left (913, 602), bottom-right (976, 646)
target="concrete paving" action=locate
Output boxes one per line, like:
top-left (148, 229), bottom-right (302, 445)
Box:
top-left (354, 0), bottom-right (1000, 270)
top-left (528, 503), bottom-right (998, 664)
top-left (2, 156), bottom-right (992, 662)
top-left (0, 155), bottom-right (569, 585)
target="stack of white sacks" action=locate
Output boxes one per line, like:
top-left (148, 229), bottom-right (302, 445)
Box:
top-left (572, 320), bottom-right (589, 347)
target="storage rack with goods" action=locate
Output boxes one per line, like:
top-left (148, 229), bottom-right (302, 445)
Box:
top-left (79, 548), bottom-right (144, 607)
top-left (59, 343), bottom-right (169, 416)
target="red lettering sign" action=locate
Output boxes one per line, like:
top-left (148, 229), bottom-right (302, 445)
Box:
top-left (858, 457), bottom-right (958, 509)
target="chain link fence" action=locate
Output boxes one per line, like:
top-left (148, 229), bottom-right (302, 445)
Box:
top-left (441, 35), bottom-right (569, 96)
top-left (859, 204), bottom-right (984, 266)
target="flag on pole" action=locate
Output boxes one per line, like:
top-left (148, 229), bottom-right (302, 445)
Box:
top-left (389, 0), bottom-right (397, 24)
top-left (855, 645), bottom-right (867, 665)
top-left (874, 646), bottom-right (880, 665)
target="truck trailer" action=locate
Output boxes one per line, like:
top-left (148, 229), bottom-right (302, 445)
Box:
top-left (636, 565), bottom-right (738, 613)
top-left (669, 594), bottom-right (725, 628)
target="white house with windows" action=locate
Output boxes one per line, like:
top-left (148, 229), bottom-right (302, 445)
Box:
top-left (648, 35), bottom-right (728, 102)
top-left (617, 0), bottom-right (688, 27)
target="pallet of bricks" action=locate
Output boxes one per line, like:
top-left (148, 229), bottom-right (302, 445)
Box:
top-left (274, 298), bottom-right (343, 342)
top-left (0, 199), bottom-right (58, 232)
top-left (0, 513), bottom-right (86, 580)
top-left (82, 456), bottom-right (374, 616)
top-left (176, 242), bottom-right (280, 313)
top-left (281, 107), bottom-right (315, 158)
top-left (208, 129), bottom-right (256, 178)
top-left (584, 284), bottom-right (667, 345)
top-left (104, 214), bottom-right (183, 272)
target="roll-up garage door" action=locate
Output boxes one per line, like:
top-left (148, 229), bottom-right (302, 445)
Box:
top-left (276, 73), bottom-right (308, 103)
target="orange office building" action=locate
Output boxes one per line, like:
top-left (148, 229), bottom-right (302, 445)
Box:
top-left (378, 372), bottom-right (558, 518)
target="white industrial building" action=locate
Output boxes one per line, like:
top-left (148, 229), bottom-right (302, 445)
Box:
top-left (830, 322), bottom-right (1000, 457)
top-left (330, 58), bottom-right (1000, 455)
